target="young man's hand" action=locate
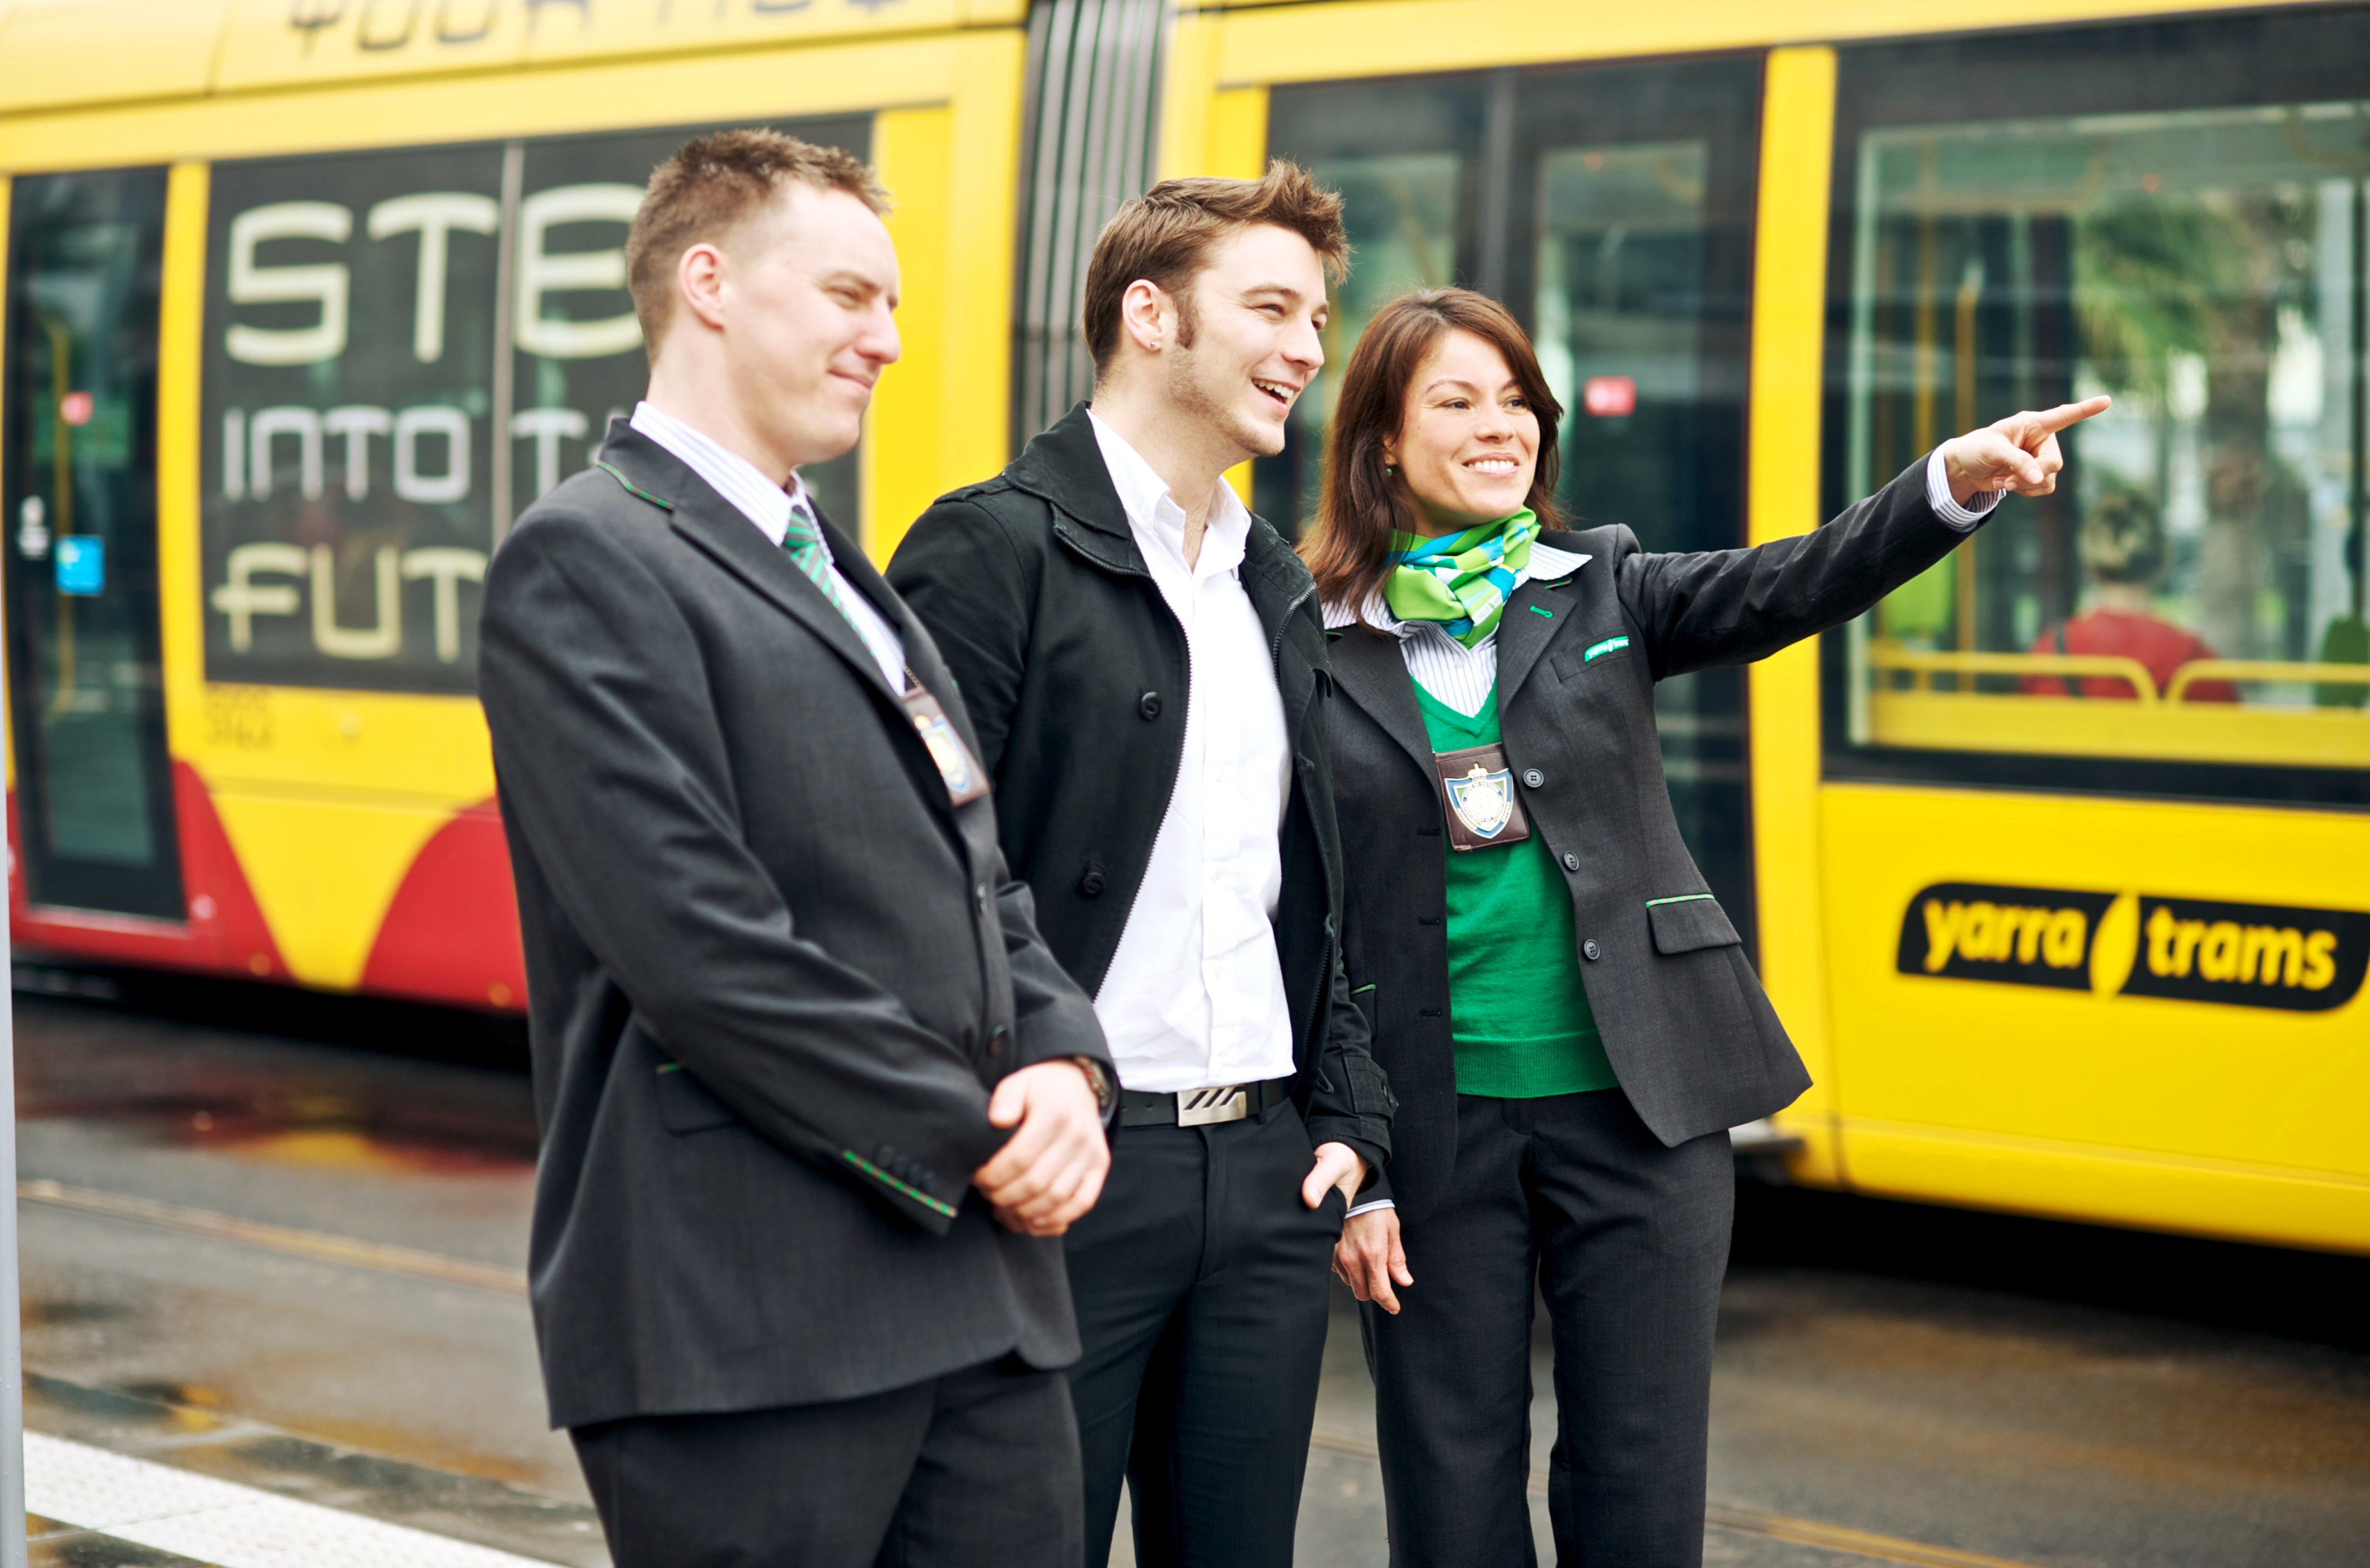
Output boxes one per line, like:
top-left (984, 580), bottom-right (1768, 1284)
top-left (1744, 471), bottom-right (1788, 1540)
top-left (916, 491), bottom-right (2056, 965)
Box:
top-left (1334, 1208), bottom-right (1412, 1315)
top-left (973, 1060), bottom-right (1109, 1236)
top-left (1301, 1141), bottom-right (1366, 1210)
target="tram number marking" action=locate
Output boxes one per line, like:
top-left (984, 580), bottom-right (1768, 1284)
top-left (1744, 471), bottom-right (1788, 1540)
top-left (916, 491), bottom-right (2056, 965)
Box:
top-left (206, 685), bottom-right (279, 751)
top-left (1896, 882), bottom-right (2369, 1012)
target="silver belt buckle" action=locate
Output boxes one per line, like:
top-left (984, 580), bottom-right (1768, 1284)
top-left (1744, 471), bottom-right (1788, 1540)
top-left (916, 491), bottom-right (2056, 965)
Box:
top-left (1176, 1084), bottom-right (1250, 1126)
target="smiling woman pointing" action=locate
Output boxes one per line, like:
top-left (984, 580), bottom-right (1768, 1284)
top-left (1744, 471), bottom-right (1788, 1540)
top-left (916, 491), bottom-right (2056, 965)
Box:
top-left (1300, 287), bottom-right (2104, 1568)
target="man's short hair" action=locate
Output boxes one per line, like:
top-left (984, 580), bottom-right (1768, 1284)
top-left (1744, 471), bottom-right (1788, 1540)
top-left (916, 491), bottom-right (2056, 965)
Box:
top-left (1081, 161), bottom-right (1348, 376)
top-left (625, 128), bottom-right (890, 351)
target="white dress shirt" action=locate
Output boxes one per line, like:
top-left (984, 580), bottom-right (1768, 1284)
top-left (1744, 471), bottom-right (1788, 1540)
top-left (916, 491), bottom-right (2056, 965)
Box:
top-left (1321, 447), bottom-right (1994, 1215)
top-left (1086, 410), bottom-right (1298, 1095)
top-left (629, 401), bottom-right (906, 692)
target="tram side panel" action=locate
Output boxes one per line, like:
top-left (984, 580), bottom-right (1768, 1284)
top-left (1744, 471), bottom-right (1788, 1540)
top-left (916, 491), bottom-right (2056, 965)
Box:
top-left (1810, 11), bottom-right (2370, 1255)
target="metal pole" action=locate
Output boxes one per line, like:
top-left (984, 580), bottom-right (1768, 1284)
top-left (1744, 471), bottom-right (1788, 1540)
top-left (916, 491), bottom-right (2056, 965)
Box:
top-left (1, 599), bottom-right (25, 1566)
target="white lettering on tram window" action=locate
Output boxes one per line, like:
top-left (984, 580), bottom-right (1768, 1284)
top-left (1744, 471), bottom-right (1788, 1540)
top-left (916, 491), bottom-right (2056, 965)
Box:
top-left (393, 405), bottom-right (472, 504)
top-left (249, 406), bottom-right (325, 501)
top-left (209, 537), bottom-right (489, 664)
top-left (366, 193), bottom-right (500, 363)
top-left (223, 404), bottom-right (475, 505)
top-left (313, 544), bottom-right (402, 660)
top-left (227, 203), bottom-right (352, 366)
top-left (511, 407), bottom-right (590, 498)
top-left (514, 184), bottom-right (644, 359)
top-left (324, 405), bottom-right (394, 500)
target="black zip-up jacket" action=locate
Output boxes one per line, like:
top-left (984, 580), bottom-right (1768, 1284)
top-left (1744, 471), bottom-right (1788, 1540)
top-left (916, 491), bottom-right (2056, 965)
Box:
top-left (888, 405), bottom-right (1394, 1180)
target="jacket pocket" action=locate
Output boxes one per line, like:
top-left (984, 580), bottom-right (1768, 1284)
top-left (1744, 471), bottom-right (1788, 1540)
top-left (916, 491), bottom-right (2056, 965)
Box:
top-left (655, 1062), bottom-right (739, 1134)
top-left (1647, 895), bottom-right (1742, 955)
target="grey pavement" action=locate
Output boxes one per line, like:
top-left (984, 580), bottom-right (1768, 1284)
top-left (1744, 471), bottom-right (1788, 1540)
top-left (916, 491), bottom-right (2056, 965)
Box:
top-left (12, 978), bottom-right (2370, 1567)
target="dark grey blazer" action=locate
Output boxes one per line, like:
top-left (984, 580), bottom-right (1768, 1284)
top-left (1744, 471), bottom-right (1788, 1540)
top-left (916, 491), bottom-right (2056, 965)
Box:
top-left (479, 421), bottom-right (1111, 1431)
top-left (1326, 460), bottom-right (1966, 1224)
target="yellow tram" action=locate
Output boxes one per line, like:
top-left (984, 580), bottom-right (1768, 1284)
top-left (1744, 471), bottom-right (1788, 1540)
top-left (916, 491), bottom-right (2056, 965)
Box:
top-left (4, 0), bottom-right (2365, 1255)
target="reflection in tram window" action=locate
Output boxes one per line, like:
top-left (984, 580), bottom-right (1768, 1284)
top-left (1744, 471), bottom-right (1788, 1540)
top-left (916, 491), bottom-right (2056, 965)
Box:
top-left (1840, 95), bottom-right (2370, 777)
top-left (2019, 490), bottom-right (2237, 702)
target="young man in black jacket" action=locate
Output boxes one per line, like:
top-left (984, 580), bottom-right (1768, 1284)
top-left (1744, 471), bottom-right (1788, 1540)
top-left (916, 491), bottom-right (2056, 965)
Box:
top-left (888, 164), bottom-right (1394, 1567)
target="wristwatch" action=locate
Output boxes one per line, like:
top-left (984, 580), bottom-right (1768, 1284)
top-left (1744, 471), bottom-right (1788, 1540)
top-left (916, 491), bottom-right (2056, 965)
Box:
top-left (1070, 1056), bottom-right (1115, 1115)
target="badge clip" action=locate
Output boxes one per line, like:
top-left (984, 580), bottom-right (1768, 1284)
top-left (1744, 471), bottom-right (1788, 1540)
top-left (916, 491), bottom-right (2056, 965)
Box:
top-left (1430, 741), bottom-right (1530, 851)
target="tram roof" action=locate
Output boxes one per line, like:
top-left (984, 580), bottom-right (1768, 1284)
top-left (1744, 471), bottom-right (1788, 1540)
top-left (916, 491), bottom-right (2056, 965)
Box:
top-left (0, 0), bottom-right (1028, 120)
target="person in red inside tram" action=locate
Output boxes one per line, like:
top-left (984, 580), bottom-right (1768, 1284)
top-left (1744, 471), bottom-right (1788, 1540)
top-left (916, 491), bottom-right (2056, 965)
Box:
top-left (2020, 487), bottom-right (2240, 702)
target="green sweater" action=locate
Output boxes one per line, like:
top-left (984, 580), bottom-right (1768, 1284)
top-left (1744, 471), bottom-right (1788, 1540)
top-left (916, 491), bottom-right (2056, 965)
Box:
top-left (1415, 679), bottom-right (1618, 1099)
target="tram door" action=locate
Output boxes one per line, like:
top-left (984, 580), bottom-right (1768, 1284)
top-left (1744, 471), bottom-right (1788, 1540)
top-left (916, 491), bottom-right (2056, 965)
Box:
top-left (1261, 57), bottom-right (1764, 948)
top-left (2, 169), bottom-right (184, 921)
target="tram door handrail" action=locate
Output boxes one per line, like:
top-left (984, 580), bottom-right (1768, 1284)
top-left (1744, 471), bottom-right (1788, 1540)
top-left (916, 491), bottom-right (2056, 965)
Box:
top-left (2164, 661), bottom-right (2370, 702)
top-left (1864, 642), bottom-right (2161, 703)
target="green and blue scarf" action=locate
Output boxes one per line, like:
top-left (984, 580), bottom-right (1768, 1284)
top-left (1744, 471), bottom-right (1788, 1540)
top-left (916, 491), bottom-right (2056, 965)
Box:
top-left (1385, 509), bottom-right (1538, 647)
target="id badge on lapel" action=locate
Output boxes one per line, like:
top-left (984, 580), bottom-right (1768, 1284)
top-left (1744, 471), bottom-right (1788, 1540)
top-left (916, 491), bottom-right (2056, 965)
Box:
top-left (1432, 742), bottom-right (1530, 851)
top-left (902, 673), bottom-right (989, 806)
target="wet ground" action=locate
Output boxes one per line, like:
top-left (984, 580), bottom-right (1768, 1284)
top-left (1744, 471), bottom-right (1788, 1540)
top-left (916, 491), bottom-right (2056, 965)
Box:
top-left (11, 969), bottom-right (2369, 1567)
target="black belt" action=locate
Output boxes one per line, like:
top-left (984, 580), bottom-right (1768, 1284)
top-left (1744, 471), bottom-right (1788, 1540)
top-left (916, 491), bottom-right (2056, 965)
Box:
top-left (1118, 1076), bottom-right (1296, 1129)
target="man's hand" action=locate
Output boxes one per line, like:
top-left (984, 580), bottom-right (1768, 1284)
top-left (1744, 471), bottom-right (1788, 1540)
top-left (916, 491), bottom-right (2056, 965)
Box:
top-left (1940, 395), bottom-right (2111, 505)
top-left (972, 1060), bottom-right (1109, 1237)
top-left (1334, 1208), bottom-right (1412, 1315)
top-left (1301, 1141), bottom-right (1366, 1210)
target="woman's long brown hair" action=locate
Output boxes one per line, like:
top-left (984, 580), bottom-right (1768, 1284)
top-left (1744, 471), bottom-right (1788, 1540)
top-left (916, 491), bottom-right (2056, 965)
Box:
top-left (1298, 288), bottom-right (1565, 628)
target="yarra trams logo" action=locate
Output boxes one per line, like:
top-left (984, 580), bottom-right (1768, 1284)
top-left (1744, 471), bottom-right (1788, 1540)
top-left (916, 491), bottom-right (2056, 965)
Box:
top-left (1895, 884), bottom-right (2370, 1012)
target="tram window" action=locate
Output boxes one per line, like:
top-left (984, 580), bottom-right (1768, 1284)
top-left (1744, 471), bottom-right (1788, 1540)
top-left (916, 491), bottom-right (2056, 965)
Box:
top-left (1826, 11), bottom-right (2370, 807)
top-left (1267, 58), bottom-right (1762, 949)
top-left (3, 167), bottom-right (185, 918)
top-left (1258, 78), bottom-right (1483, 534)
top-left (204, 143), bottom-right (506, 694)
top-left (200, 115), bottom-right (869, 696)
top-left (509, 115), bottom-right (868, 533)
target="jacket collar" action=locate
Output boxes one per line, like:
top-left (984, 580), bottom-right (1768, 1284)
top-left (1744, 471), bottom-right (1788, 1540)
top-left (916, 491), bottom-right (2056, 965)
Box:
top-left (592, 420), bottom-right (901, 705)
top-left (1005, 403), bottom-right (1146, 577)
top-left (1013, 400), bottom-right (1318, 645)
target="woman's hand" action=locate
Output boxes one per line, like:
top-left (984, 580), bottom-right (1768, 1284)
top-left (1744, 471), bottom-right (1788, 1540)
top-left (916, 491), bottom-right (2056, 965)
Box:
top-left (1334, 1208), bottom-right (1413, 1315)
top-left (1939, 396), bottom-right (2111, 504)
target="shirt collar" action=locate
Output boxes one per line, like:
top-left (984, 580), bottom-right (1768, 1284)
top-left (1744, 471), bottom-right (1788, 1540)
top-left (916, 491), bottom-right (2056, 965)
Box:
top-left (1321, 538), bottom-right (1592, 633)
top-left (630, 400), bottom-right (825, 558)
top-left (1087, 407), bottom-right (1252, 577)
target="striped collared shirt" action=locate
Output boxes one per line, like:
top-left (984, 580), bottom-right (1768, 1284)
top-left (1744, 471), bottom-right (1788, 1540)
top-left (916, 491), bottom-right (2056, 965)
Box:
top-left (1322, 541), bottom-right (1594, 716)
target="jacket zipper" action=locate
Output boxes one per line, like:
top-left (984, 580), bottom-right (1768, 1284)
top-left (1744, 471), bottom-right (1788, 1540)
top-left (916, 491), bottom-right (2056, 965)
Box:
top-left (1266, 576), bottom-right (1336, 1067)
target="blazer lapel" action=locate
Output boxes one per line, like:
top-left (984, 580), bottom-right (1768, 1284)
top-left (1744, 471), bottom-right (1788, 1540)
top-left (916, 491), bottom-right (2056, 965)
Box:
top-left (1494, 547), bottom-right (1589, 706)
top-left (669, 487), bottom-right (903, 706)
top-left (1328, 625), bottom-right (1435, 783)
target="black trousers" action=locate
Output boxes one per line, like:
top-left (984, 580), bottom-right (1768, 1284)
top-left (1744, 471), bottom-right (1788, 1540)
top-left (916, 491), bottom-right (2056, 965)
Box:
top-left (1062, 1098), bottom-right (1343, 1567)
top-left (570, 1354), bottom-right (1083, 1568)
top-left (1361, 1090), bottom-right (1734, 1568)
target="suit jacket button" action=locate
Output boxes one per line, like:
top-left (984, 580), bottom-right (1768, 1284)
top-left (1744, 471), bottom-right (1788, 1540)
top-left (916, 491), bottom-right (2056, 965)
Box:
top-left (1522, 768), bottom-right (1545, 788)
top-left (1079, 870), bottom-right (1106, 897)
top-left (1139, 691), bottom-right (1163, 720)
top-left (985, 1026), bottom-right (1009, 1058)
top-left (1583, 939), bottom-right (1602, 961)
top-left (1561, 851), bottom-right (1580, 872)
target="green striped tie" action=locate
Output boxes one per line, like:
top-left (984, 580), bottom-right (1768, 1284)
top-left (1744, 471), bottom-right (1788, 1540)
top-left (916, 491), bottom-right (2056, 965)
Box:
top-left (782, 496), bottom-right (854, 622)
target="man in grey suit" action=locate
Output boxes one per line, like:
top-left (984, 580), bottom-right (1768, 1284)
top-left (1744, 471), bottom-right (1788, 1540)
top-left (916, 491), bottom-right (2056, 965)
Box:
top-left (478, 129), bottom-right (1114, 1568)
